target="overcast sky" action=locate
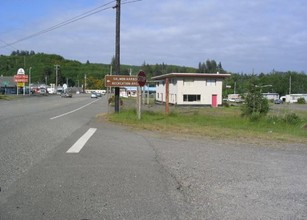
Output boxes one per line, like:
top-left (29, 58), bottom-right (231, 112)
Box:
top-left (1, 0), bottom-right (306, 74)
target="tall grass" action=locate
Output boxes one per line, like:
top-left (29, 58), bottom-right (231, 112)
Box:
top-left (106, 105), bottom-right (307, 143)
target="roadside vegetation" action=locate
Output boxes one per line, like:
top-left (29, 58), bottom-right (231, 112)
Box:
top-left (106, 98), bottom-right (307, 144)
top-left (0, 94), bottom-right (13, 100)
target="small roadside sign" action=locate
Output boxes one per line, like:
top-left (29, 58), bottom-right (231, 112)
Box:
top-left (137, 71), bottom-right (146, 87)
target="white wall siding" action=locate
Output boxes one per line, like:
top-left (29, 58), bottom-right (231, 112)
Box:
top-left (153, 73), bottom-right (229, 106)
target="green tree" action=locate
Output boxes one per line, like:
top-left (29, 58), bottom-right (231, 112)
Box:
top-left (241, 80), bottom-right (269, 120)
top-left (198, 59), bottom-right (224, 73)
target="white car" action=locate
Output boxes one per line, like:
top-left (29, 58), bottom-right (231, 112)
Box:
top-left (91, 93), bottom-right (97, 98)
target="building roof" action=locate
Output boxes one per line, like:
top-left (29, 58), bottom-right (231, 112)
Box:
top-left (151, 73), bottom-right (231, 80)
top-left (0, 76), bottom-right (16, 87)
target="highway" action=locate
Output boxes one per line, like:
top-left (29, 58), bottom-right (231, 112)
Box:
top-left (0, 94), bottom-right (181, 219)
top-left (0, 94), bottom-right (306, 219)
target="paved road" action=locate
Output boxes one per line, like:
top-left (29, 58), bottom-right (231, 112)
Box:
top-left (0, 94), bottom-right (306, 219)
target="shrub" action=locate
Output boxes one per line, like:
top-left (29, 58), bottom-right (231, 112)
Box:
top-left (241, 83), bottom-right (269, 120)
top-left (249, 112), bottom-right (262, 121)
top-left (283, 113), bottom-right (301, 125)
top-left (267, 115), bottom-right (280, 123)
top-left (108, 96), bottom-right (123, 106)
top-left (222, 101), bottom-right (230, 107)
top-left (297, 97), bottom-right (306, 104)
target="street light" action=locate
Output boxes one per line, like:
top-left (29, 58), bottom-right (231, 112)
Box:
top-left (29, 67), bottom-right (32, 95)
top-left (255, 84), bottom-right (272, 88)
top-left (255, 84), bottom-right (272, 93)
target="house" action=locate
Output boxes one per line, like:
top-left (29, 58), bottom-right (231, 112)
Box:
top-left (281, 94), bottom-right (307, 103)
top-left (0, 76), bottom-right (17, 94)
top-left (152, 73), bottom-right (230, 107)
top-left (262, 93), bottom-right (279, 101)
top-left (121, 85), bottom-right (156, 98)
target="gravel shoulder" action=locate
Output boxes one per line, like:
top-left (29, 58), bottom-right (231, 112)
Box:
top-left (135, 128), bottom-right (307, 219)
top-left (109, 99), bottom-right (307, 219)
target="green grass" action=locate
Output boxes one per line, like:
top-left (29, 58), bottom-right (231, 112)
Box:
top-left (0, 95), bottom-right (13, 100)
top-left (106, 104), bottom-right (307, 143)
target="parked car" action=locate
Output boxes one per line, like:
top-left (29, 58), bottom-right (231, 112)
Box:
top-left (39, 88), bottom-right (47, 95)
top-left (91, 92), bottom-right (98, 98)
top-left (61, 92), bottom-right (72, 98)
top-left (96, 93), bottom-right (102, 97)
top-left (274, 99), bottom-right (283, 104)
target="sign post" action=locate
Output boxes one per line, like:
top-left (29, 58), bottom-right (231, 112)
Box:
top-left (14, 68), bottom-right (28, 95)
top-left (137, 71), bottom-right (146, 120)
top-left (104, 72), bottom-right (146, 119)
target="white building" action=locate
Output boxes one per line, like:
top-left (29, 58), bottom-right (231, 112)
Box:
top-left (262, 93), bottom-right (279, 101)
top-left (281, 94), bottom-right (307, 103)
top-left (152, 73), bottom-right (230, 107)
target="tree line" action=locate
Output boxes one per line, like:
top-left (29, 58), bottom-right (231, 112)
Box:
top-left (1, 51), bottom-right (306, 94)
top-left (223, 71), bottom-right (307, 97)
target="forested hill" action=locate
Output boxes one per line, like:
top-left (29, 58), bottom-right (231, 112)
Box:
top-left (0, 51), bottom-right (196, 88)
top-left (0, 52), bottom-right (134, 87)
top-left (1, 51), bottom-right (307, 95)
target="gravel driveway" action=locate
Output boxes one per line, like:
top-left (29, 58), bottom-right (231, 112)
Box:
top-left (143, 133), bottom-right (307, 219)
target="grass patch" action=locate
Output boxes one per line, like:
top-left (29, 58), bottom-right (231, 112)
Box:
top-left (0, 95), bottom-right (14, 100)
top-left (105, 104), bottom-right (307, 143)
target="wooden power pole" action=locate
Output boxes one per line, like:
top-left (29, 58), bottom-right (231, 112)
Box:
top-left (114, 0), bottom-right (121, 113)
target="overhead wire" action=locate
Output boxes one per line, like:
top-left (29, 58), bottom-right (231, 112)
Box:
top-left (0, 1), bottom-right (116, 49)
top-left (0, 0), bottom-right (143, 50)
top-left (0, 39), bottom-right (18, 51)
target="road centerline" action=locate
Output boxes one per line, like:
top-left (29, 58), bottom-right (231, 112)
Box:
top-left (66, 128), bottom-right (97, 153)
top-left (50, 99), bottom-right (99, 120)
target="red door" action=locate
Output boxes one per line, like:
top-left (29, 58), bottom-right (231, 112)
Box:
top-left (212, 94), bottom-right (217, 107)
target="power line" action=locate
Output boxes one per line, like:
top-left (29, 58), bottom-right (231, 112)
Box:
top-left (0, 39), bottom-right (17, 51)
top-left (0, 1), bottom-right (116, 49)
top-left (122, 0), bottom-right (143, 5)
top-left (0, 0), bottom-right (143, 50)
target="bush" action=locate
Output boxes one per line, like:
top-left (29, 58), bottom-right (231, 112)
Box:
top-left (297, 97), bottom-right (306, 104)
top-left (249, 112), bottom-right (262, 121)
top-left (108, 96), bottom-right (123, 106)
top-left (282, 113), bottom-right (301, 125)
top-left (266, 115), bottom-right (280, 123)
top-left (222, 101), bottom-right (230, 107)
top-left (241, 82), bottom-right (270, 120)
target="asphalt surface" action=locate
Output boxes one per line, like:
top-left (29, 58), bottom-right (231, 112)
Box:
top-left (0, 94), bottom-right (306, 219)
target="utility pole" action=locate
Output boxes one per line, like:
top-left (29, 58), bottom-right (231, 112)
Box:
top-left (289, 75), bottom-right (292, 94)
top-left (84, 74), bottom-right (87, 92)
top-left (114, 0), bottom-right (121, 113)
top-left (29, 67), bottom-right (32, 96)
top-left (55, 64), bottom-right (60, 92)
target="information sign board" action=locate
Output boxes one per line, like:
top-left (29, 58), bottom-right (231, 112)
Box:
top-left (105, 75), bottom-right (138, 87)
top-left (14, 74), bottom-right (28, 83)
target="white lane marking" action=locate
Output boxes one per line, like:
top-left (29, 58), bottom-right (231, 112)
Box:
top-left (67, 128), bottom-right (97, 153)
top-left (50, 99), bottom-right (99, 120)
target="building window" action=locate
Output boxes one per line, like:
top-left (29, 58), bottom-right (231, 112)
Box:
top-left (183, 94), bottom-right (201, 102)
top-left (206, 79), bottom-right (216, 86)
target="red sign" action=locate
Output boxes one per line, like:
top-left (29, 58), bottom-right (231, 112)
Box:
top-left (14, 74), bottom-right (28, 83)
top-left (137, 71), bottom-right (146, 87)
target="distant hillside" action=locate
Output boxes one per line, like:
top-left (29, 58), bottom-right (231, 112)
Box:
top-left (0, 51), bottom-right (197, 88)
